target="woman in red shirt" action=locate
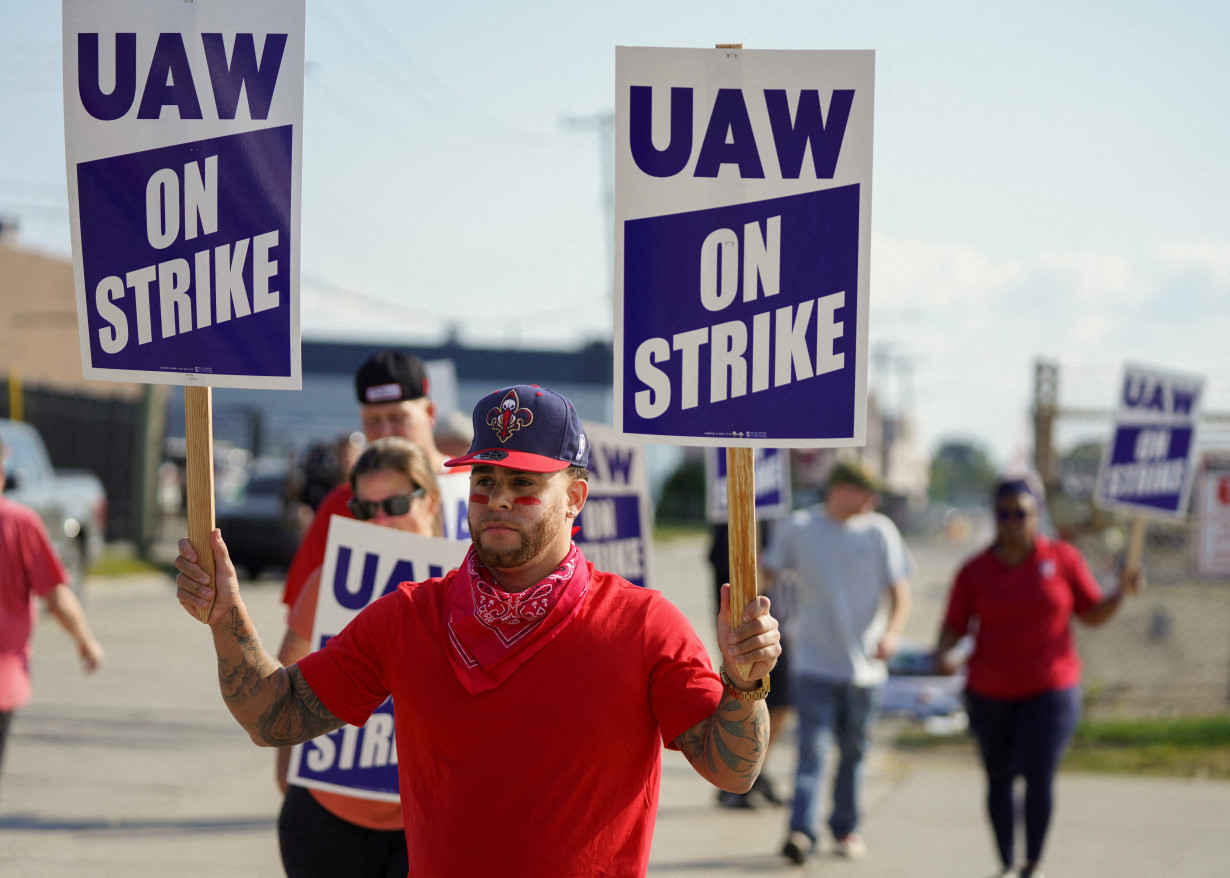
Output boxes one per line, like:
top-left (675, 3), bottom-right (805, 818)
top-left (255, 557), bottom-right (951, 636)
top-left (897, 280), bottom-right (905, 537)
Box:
top-left (275, 437), bottom-right (441, 878)
top-left (935, 478), bottom-right (1142, 878)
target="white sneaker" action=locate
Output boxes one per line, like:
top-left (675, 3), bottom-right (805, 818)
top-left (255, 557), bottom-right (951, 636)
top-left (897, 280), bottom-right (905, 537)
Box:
top-left (833, 833), bottom-right (867, 859)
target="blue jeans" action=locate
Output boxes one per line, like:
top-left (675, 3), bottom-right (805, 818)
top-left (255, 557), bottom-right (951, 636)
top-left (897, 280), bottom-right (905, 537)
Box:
top-left (788, 675), bottom-right (878, 845)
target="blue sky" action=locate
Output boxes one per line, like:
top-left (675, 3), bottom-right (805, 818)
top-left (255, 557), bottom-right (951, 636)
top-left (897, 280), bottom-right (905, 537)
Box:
top-left (3, 1), bottom-right (1228, 466)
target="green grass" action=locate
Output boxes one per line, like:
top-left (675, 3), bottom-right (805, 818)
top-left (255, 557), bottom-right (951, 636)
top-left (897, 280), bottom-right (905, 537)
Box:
top-left (892, 715), bottom-right (1230, 779)
top-left (87, 546), bottom-right (175, 579)
top-left (652, 521), bottom-right (710, 541)
top-left (1065, 716), bottom-right (1230, 778)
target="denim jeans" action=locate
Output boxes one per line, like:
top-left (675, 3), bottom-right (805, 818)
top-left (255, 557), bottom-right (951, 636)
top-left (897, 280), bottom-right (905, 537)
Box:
top-left (788, 675), bottom-right (878, 845)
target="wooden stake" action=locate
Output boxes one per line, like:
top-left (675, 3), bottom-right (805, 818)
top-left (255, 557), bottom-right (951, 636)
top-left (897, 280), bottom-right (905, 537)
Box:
top-left (726, 446), bottom-right (760, 681)
top-left (1125, 514), bottom-right (1146, 574)
top-left (184, 386), bottom-right (216, 623)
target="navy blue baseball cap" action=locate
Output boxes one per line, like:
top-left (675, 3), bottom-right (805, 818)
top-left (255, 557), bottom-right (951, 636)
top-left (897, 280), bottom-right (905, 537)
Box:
top-left (445, 385), bottom-right (590, 473)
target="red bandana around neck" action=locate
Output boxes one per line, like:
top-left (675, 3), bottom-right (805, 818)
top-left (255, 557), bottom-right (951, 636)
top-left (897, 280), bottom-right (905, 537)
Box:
top-left (445, 543), bottom-right (590, 694)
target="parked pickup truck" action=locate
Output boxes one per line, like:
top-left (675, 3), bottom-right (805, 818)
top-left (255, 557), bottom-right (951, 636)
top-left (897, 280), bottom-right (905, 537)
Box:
top-left (1, 418), bottom-right (107, 592)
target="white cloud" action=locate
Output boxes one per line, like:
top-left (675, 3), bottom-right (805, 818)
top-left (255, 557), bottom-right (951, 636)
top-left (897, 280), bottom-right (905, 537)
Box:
top-left (869, 234), bottom-right (1230, 466)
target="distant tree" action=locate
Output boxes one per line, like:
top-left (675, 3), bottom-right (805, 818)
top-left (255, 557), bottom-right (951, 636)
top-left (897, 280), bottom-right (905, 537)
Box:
top-left (655, 459), bottom-right (707, 524)
top-left (929, 440), bottom-right (997, 506)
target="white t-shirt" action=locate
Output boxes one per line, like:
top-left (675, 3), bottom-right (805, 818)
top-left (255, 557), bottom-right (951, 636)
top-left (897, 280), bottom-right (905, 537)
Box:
top-left (761, 506), bottom-right (912, 687)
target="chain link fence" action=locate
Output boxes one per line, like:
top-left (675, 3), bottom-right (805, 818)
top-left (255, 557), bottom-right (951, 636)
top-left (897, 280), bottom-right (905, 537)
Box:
top-left (1032, 358), bottom-right (1230, 718)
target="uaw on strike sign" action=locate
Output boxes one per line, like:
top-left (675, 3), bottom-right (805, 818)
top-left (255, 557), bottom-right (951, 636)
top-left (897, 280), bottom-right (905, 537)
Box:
top-left (1095, 363), bottom-right (1205, 519)
top-left (289, 520), bottom-right (467, 800)
top-left (615, 47), bottom-right (873, 446)
top-left (63, 0), bottom-right (304, 388)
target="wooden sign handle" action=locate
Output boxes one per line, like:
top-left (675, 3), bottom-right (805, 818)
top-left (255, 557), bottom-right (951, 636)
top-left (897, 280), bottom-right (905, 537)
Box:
top-left (184, 386), bottom-right (217, 623)
top-left (726, 446), bottom-right (760, 681)
top-left (1125, 514), bottom-right (1146, 574)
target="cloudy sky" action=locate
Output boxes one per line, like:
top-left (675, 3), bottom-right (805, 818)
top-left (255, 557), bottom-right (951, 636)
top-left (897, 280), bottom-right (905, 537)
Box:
top-left (3, 1), bottom-right (1228, 466)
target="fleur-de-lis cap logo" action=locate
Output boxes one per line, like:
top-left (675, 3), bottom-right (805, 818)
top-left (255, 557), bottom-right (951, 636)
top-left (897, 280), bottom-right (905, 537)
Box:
top-left (487, 389), bottom-right (533, 443)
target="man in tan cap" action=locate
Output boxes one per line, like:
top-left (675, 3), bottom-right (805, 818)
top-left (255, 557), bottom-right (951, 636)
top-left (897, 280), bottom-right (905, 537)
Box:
top-left (762, 458), bottom-right (913, 866)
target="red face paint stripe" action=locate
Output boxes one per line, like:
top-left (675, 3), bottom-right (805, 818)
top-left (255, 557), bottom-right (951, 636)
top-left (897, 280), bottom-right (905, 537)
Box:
top-left (513, 497), bottom-right (541, 506)
top-left (469, 493), bottom-right (489, 504)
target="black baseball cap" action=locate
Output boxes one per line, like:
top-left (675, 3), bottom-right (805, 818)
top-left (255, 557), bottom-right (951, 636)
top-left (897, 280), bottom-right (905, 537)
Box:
top-left (354, 350), bottom-right (430, 405)
top-left (445, 385), bottom-right (590, 473)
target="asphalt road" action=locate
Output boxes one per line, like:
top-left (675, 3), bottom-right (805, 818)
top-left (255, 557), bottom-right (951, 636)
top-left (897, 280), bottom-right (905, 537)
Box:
top-left (3, 532), bottom-right (1228, 877)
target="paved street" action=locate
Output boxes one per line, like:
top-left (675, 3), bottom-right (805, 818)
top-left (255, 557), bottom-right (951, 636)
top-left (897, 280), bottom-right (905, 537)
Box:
top-left (2, 532), bottom-right (1228, 876)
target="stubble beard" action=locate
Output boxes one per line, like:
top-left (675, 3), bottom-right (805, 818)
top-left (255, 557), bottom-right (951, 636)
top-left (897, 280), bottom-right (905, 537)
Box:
top-left (472, 509), bottom-right (559, 571)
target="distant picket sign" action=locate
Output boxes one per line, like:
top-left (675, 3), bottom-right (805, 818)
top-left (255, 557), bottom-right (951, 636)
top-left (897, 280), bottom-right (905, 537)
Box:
top-left (62, 0), bottom-right (305, 388)
top-left (572, 422), bottom-right (654, 588)
top-left (705, 446), bottom-right (792, 522)
top-left (1094, 363), bottom-right (1205, 519)
top-left (288, 518), bottom-right (467, 801)
top-left (614, 46), bottom-right (874, 447)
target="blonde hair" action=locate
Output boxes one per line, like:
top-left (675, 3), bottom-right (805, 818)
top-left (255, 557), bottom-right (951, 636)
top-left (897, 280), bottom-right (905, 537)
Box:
top-left (350, 437), bottom-right (442, 536)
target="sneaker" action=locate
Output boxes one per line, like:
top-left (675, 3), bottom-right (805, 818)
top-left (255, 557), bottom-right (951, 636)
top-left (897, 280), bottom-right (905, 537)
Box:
top-left (1018, 867), bottom-right (1045, 878)
top-left (833, 832), bottom-right (867, 859)
top-left (781, 831), bottom-right (811, 866)
top-left (752, 774), bottom-right (785, 806)
top-left (716, 790), bottom-right (754, 809)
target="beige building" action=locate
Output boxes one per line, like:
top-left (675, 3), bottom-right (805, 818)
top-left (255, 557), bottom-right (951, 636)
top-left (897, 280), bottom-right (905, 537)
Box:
top-left (0, 236), bottom-right (142, 401)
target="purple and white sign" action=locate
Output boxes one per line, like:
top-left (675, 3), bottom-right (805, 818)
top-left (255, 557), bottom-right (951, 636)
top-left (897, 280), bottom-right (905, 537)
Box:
top-left (705, 446), bottom-right (792, 522)
top-left (1094, 363), bottom-right (1205, 519)
top-left (63, 0), bottom-right (304, 388)
top-left (615, 47), bottom-right (874, 447)
top-left (288, 518), bottom-right (467, 801)
top-left (572, 422), bottom-right (654, 588)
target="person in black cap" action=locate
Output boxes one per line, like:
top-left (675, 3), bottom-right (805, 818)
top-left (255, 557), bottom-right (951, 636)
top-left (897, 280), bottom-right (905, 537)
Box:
top-left (173, 383), bottom-right (781, 878)
top-left (763, 458), bottom-right (913, 866)
top-left (280, 349), bottom-right (453, 611)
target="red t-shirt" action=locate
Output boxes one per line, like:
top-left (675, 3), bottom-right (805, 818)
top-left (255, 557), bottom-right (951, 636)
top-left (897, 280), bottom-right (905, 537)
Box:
top-left (281, 483), bottom-right (353, 608)
top-left (942, 535), bottom-right (1104, 699)
top-left (298, 565), bottom-right (723, 878)
top-left (0, 497), bottom-right (70, 711)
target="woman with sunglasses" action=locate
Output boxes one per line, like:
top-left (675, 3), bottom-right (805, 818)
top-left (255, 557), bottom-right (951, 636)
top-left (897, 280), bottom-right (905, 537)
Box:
top-left (275, 437), bottom-right (441, 878)
top-left (934, 478), bottom-right (1143, 878)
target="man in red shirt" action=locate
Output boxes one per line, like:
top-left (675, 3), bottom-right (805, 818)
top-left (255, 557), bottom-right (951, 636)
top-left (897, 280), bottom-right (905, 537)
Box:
top-left (0, 434), bottom-right (104, 796)
top-left (281, 349), bottom-right (461, 610)
top-left (175, 383), bottom-right (782, 878)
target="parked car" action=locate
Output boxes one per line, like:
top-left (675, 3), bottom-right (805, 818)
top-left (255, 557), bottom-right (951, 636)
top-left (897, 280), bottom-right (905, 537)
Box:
top-left (880, 641), bottom-right (967, 723)
top-left (1, 418), bottom-right (108, 592)
top-left (214, 456), bottom-right (304, 579)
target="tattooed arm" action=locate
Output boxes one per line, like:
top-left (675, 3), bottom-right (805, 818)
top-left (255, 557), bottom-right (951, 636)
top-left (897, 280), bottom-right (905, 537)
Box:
top-left (175, 530), bottom-right (346, 747)
top-left (675, 693), bottom-right (770, 792)
top-left (675, 583), bottom-right (780, 792)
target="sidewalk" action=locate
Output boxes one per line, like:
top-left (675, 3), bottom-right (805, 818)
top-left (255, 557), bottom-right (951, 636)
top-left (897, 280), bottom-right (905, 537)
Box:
top-left (3, 535), bottom-right (1228, 876)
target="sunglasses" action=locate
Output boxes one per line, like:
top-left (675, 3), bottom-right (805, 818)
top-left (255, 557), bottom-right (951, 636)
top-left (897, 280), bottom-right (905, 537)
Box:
top-left (996, 508), bottom-right (1029, 522)
top-left (348, 488), bottom-right (426, 521)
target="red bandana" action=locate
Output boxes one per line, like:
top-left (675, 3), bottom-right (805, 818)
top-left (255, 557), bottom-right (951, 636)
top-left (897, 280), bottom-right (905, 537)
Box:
top-left (445, 543), bottom-right (590, 694)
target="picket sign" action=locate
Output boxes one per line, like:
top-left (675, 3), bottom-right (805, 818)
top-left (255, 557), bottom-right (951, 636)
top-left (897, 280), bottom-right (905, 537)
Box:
top-left (1093, 362), bottom-right (1207, 577)
top-left (615, 42), bottom-right (875, 685)
top-left (62, 0), bottom-right (306, 609)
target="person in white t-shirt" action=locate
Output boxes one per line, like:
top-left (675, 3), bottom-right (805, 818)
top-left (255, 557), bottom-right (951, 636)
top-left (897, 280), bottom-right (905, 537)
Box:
top-left (761, 459), bottom-right (913, 866)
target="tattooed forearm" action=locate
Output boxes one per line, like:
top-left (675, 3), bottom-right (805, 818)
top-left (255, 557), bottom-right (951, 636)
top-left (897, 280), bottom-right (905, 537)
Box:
top-left (675, 694), bottom-right (769, 791)
top-left (257, 666), bottom-right (346, 746)
top-left (218, 608), bottom-right (281, 706)
top-left (211, 607), bottom-right (344, 746)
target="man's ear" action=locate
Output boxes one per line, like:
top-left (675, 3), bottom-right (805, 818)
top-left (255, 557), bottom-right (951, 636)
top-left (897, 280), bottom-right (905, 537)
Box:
top-left (566, 476), bottom-right (589, 518)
